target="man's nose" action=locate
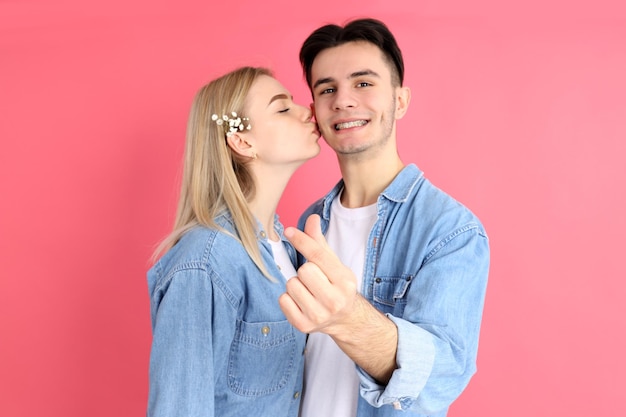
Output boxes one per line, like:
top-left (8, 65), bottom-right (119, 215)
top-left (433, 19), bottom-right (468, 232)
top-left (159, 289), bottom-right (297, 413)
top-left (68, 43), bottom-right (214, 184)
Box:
top-left (332, 89), bottom-right (357, 110)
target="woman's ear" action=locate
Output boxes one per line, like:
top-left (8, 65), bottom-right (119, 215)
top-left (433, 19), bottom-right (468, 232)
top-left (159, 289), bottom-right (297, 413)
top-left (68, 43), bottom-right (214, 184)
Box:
top-left (395, 86), bottom-right (411, 120)
top-left (226, 133), bottom-right (256, 160)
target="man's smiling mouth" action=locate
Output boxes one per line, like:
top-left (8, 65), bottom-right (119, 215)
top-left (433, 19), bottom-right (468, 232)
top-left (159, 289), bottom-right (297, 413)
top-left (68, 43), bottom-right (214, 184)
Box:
top-left (334, 120), bottom-right (368, 130)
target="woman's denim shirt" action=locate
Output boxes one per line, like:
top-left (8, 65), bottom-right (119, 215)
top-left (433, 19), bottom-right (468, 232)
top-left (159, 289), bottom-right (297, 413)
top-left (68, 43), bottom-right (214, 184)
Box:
top-left (298, 164), bottom-right (490, 417)
top-left (147, 213), bottom-right (306, 417)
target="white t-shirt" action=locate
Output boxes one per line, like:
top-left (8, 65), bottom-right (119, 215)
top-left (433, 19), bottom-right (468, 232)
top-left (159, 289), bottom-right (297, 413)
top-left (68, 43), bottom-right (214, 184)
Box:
top-left (268, 237), bottom-right (298, 281)
top-left (299, 193), bottom-right (377, 417)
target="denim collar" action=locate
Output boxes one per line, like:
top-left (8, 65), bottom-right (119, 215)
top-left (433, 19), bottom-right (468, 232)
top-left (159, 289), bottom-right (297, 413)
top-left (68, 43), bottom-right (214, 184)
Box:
top-left (320, 163), bottom-right (424, 221)
top-left (215, 209), bottom-right (285, 242)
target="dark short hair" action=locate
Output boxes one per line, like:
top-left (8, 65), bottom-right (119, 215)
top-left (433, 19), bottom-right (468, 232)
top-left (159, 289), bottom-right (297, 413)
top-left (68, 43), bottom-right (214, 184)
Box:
top-left (299, 18), bottom-right (405, 89)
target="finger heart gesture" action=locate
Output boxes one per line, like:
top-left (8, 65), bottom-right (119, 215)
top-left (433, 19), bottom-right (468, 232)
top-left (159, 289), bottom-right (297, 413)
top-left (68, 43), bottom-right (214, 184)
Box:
top-left (278, 214), bottom-right (358, 335)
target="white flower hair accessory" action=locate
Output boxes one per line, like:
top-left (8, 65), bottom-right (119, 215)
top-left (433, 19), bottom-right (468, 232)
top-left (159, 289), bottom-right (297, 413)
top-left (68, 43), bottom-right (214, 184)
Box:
top-left (211, 112), bottom-right (251, 137)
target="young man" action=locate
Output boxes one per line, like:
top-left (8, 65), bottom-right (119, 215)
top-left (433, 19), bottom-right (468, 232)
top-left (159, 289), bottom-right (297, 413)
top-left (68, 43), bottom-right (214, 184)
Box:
top-left (279, 18), bottom-right (490, 417)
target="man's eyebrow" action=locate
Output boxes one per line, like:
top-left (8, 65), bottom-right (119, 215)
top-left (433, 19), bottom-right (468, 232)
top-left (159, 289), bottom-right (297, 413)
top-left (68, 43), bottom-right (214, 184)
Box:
top-left (351, 69), bottom-right (380, 79)
top-left (267, 93), bottom-right (290, 107)
top-left (312, 70), bottom-right (381, 90)
top-left (312, 77), bottom-right (334, 90)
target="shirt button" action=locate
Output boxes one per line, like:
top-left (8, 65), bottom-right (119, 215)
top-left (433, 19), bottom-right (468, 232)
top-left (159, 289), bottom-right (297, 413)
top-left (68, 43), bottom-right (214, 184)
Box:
top-left (293, 391), bottom-right (300, 399)
top-left (393, 400), bottom-right (402, 410)
top-left (260, 231), bottom-right (267, 238)
top-left (277, 264), bottom-right (281, 270)
top-left (261, 326), bottom-right (270, 336)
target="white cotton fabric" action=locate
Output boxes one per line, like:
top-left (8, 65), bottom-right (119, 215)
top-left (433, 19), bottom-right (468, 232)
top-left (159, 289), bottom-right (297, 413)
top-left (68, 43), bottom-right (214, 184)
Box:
top-left (300, 192), bottom-right (378, 417)
top-left (268, 238), bottom-right (298, 281)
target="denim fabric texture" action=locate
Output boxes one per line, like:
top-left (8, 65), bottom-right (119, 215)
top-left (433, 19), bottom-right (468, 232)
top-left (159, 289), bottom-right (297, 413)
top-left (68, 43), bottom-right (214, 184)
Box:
top-left (147, 213), bottom-right (306, 417)
top-left (298, 164), bottom-right (490, 417)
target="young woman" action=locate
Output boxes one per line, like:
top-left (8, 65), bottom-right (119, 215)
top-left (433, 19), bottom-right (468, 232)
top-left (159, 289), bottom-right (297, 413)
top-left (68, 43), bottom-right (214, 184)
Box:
top-left (147, 67), bottom-right (320, 417)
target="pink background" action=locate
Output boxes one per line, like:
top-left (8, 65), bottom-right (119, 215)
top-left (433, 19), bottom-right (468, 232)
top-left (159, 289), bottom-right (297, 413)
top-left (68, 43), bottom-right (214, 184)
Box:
top-left (1, 1), bottom-right (625, 416)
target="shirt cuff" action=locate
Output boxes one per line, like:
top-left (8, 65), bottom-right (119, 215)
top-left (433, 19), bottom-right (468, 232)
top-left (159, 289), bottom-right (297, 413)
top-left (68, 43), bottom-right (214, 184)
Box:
top-left (357, 315), bottom-right (435, 409)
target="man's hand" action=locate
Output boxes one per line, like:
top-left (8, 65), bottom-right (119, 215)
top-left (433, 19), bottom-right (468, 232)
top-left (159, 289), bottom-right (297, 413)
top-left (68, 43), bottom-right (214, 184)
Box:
top-left (278, 214), bottom-right (359, 336)
top-left (279, 214), bottom-right (398, 383)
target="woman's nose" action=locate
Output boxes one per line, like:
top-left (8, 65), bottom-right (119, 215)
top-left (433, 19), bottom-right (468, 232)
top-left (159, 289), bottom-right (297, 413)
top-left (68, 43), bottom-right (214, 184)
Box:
top-left (299, 104), bottom-right (313, 121)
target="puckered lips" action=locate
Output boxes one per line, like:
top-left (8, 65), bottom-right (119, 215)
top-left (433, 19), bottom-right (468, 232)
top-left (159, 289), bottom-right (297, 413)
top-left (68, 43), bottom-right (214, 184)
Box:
top-left (333, 119), bottom-right (369, 131)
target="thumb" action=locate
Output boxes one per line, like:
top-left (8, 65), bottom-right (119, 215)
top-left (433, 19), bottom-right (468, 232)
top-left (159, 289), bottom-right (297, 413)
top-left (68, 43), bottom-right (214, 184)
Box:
top-left (303, 214), bottom-right (328, 248)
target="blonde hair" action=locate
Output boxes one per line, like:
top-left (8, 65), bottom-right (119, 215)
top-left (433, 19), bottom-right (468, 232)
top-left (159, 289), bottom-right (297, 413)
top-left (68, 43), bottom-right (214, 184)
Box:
top-left (153, 66), bottom-right (274, 279)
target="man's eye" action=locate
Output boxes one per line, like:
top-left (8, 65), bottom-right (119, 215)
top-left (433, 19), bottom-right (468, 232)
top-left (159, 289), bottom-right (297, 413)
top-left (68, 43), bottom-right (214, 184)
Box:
top-left (279, 108), bottom-right (290, 113)
top-left (319, 88), bottom-right (335, 95)
top-left (356, 82), bottom-right (371, 88)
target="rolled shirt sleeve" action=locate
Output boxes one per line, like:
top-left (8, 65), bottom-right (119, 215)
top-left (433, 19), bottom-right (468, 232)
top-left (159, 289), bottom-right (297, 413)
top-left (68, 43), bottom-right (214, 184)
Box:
top-left (357, 316), bottom-right (435, 409)
top-left (357, 225), bottom-right (490, 415)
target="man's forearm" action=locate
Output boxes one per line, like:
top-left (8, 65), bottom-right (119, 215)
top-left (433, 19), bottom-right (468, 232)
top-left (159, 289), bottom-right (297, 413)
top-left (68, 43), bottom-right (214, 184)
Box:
top-left (330, 295), bottom-right (398, 384)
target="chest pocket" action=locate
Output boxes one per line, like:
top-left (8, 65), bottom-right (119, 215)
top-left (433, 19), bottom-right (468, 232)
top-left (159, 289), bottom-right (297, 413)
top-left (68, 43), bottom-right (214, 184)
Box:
top-left (371, 275), bottom-right (413, 315)
top-left (228, 319), bottom-right (297, 397)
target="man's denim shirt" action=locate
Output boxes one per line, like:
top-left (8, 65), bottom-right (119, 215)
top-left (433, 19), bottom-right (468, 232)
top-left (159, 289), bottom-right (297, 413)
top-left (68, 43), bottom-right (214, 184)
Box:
top-left (147, 213), bottom-right (306, 417)
top-left (298, 164), bottom-right (490, 417)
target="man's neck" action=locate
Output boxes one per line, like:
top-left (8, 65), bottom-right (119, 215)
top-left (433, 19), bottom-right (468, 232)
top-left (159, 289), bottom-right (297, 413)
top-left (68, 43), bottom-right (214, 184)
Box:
top-left (338, 155), bottom-right (404, 208)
